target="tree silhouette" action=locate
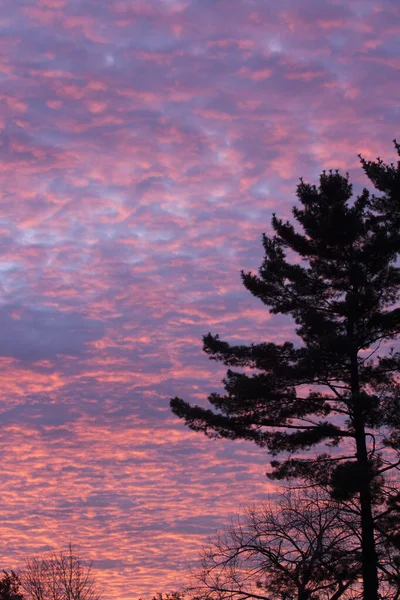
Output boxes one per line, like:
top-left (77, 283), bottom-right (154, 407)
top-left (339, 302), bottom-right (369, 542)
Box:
top-left (0, 572), bottom-right (24, 600)
top-left (191, 490), bottom-right (362, 600)
top-left (21, 544), bottom-right (100, 600)
top-left (171, 141), bottom-right (400, 600)
top-left (190, 490), bottom-right (400, 600)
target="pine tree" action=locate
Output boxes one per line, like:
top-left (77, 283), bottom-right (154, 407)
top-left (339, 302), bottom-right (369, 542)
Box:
top-left (171, 141), bottom-right (400, 600)
top-left (0, 571), bottom-right (24, 600)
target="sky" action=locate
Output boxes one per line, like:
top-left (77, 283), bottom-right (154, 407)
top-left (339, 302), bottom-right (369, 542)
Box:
top-left (0, 0), bottom-right (399, 598)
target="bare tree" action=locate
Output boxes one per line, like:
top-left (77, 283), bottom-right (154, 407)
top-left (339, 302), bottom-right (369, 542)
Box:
top-left (21, 544), bottom-right (100, 600)
top-left (189, 488), bottom-right (400, 600)
top-left (189, 490), bottom-right (364, 600)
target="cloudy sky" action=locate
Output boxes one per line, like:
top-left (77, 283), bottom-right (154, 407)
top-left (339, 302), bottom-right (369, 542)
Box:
top-left (0, 0), bottom-right (398, 597)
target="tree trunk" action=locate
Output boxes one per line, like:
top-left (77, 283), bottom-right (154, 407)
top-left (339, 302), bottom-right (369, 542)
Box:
top-left (354, 422), bottom-right (379, 600)
top-left (350, 347), bottom-right (379, 600)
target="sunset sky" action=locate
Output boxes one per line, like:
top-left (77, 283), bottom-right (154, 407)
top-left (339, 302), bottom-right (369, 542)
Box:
top-left (0, 0), bottom-right (398, 598)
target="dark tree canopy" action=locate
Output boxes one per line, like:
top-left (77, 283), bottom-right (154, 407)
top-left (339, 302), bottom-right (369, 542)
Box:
top-left (170, 141), bottom-right (400, 600)
top-left (0, 572), bottom-right (24, 600)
